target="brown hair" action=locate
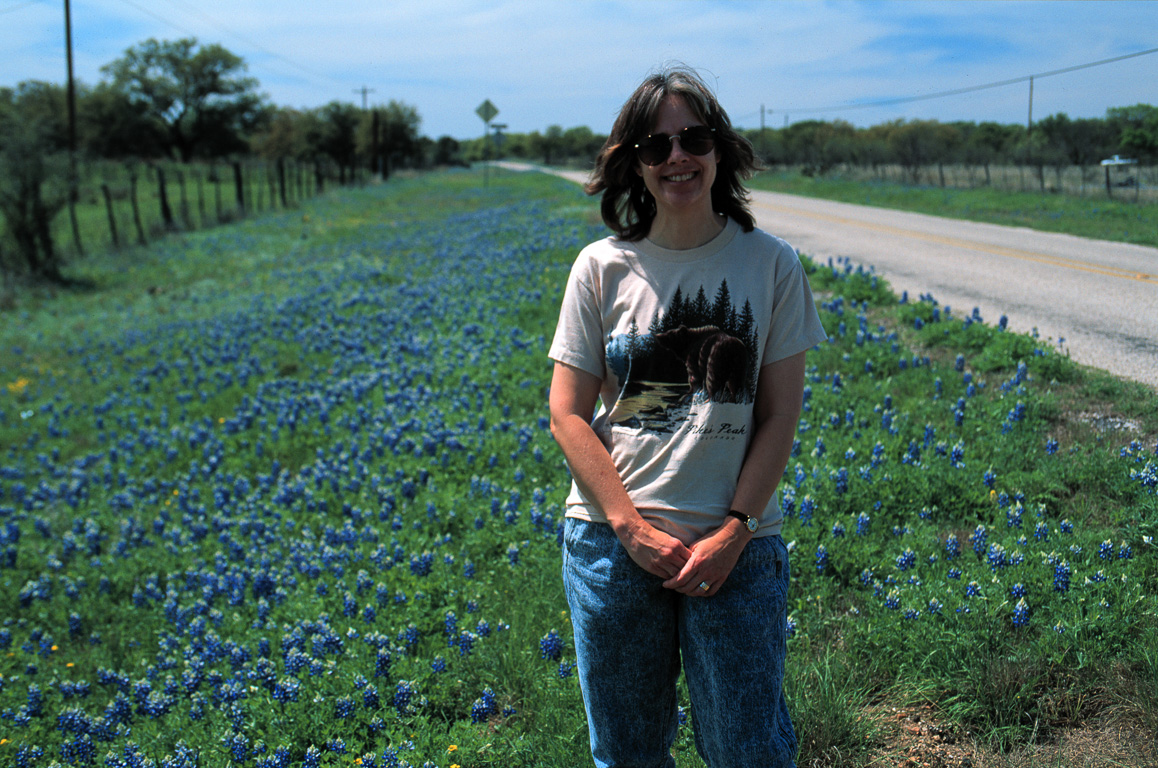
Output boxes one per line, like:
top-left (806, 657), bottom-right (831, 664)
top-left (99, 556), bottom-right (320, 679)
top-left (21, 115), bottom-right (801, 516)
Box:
top-left (585, 65), bottom-right (762, 241)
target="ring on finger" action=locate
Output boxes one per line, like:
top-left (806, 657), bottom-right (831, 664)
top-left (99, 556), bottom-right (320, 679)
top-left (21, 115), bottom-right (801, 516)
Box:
top-left (698, 581), bottom-right (710, 592)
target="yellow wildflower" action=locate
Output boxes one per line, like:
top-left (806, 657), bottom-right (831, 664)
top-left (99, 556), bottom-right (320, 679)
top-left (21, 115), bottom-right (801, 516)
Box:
top-left (447, 745), bottom-right (458, 753)
top-left (5, 377), bottom-right (30, 395)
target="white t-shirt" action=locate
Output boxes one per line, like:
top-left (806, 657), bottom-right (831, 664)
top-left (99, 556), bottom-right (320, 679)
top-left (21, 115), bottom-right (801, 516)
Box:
top-left (548, 217), bottom-right (828, 544)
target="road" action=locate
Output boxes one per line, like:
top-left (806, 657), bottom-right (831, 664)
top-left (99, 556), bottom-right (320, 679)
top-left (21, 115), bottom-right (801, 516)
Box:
top-left (504, 163), bottom-right (1158, 390)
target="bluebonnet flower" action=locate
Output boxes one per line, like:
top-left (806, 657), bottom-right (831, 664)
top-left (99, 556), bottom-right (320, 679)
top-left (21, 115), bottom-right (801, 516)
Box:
top-left (855, 513), bottom-right (871, 536)
top-left (471, 687), bottom-right (498, 723)
top-left (986, 543), bottom-right (1008, 571)
top-left (1011, 599), bottom-right (1030, 626)
top-left (507, 543), bottom-right (520, 566)
top-left (799, 495), bottom-right (815, 526)
top-left (1060, 519), bottom-right (1073, 534)
top-left (334, 695), bottom-right (355, 719)
top-left (831, 522), bottom-right (846, 538)
top-left (458, 631), bottom-right (478, 656)
top-left (927, 598), bottom-right (942, 614)
top-left (558, 661), bottom-right (576, 678)
top-left (786, 616), bottom-right (797, 638)
top-left (228, 733), bottom-right (250, 762)
top-left (393, 680), bottom-right (416, 715)
top-left (1099, 539), bottom-right (1114, 559)
top-left (1118, 541), bottom-right (1133, 560)
top-left (965, 581), bottom-right (982, 598)
top-left (1034, 521), bottom-right (1049, 541)
top-left (902, 608), bottom-right (920, 620)
top-left (815, 544), bottom-right (829, 573)
top-left (883, 589), bottom-right (901, 610)
top-left (949, 441), bottom-right (965, 467)
top-left (272, 676), bottom-right (300, 703)
top-left (1045, 439), bottom-right (1059, 455)
top-left (982, 468), bottom-right (996, 489)
top-left (540, 629), bottom-right (564, 661)
top-left (431, 656), bottom-right (446, 673)
top-left (1053, 561), bottom-right (1071, 593)
top-left (895, 548), bottom-right (915, 571)
top-left (969, 525), bottom-right (987, 557)
top-left (1010, 583), bottom-right (1027, 599)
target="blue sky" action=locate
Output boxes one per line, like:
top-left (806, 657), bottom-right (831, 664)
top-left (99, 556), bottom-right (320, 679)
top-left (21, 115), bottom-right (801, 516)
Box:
top-left (2, 0), bottom-right (1156, 140)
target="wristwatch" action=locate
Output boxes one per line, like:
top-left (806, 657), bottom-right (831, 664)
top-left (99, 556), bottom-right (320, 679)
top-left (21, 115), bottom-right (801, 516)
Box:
top-left (727, 510), bottom-right (759, 533)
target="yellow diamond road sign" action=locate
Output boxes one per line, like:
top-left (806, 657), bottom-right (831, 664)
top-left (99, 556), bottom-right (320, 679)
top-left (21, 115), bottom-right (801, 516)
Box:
top-left (476, 99), bottom-right (499, 124)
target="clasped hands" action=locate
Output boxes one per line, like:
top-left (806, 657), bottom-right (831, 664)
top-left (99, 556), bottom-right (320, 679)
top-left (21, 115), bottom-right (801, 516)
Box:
top-left (616, 518), bottom-right (749, 597)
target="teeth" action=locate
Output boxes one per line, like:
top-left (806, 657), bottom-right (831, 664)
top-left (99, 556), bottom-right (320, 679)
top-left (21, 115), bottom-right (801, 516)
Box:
top-left (666, 172), bottom-right (696, 182)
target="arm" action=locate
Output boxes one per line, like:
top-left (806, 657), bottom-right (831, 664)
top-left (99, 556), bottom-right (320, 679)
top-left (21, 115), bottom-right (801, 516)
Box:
top-left (663, 350), bottom-right (807, 596)
top-left (549, 361), bottom-right (691, 579)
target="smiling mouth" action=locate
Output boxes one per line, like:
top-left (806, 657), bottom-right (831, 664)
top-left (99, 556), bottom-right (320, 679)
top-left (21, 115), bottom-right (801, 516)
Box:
top-left (664, 172), bottom-right (697, 182)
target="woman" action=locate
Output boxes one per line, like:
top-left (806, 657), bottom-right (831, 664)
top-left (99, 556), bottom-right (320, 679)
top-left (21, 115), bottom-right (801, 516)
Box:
top-left (548, 65), bottom-right (827, 768)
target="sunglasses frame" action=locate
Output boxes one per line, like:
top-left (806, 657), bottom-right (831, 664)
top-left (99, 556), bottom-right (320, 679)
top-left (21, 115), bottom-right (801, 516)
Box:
top-left (633, 126), bottom-right (717, 166)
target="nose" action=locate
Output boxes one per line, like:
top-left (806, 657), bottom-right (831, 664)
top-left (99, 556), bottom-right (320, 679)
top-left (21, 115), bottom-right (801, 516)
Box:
top-left (664, 135), bottom-right (691, 163)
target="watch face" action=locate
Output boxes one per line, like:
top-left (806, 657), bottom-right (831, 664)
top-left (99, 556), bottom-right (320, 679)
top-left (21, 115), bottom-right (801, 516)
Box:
top-left (746, 518), bottom-right (759, 532)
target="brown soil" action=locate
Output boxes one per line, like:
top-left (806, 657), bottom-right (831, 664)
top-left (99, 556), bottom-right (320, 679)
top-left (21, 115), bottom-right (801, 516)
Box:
top-left (868, 704), bottom-right (1158, 768)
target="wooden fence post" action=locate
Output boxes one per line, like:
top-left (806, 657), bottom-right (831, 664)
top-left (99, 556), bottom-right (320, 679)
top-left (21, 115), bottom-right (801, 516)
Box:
top-left (196, 170), bottom-right (207, 228)
top-left (156, 165), bottom-right (175, 230)
top-left (232, 161), bottom-right (245, 214)
top-left (176, 170), bottom-right (192, 229)
top-left (128, 166), bottom-right (147, 245)
top-left (212, 164), bottom-right (223, 222)
top-left (100, 183), bottom-right (120, 249)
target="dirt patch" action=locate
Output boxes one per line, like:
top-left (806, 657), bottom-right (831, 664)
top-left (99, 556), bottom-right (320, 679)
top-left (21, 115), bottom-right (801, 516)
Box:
top-left (1075, 411), bottom-right (1143, 434)
top-left (868, 705), bottom-right (1158, 768)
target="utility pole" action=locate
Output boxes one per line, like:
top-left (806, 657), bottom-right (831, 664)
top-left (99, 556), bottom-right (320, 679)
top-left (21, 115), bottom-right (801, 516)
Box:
top-left (1027, 76), bottom-right (1034, 134)
top-left (64, 0), bottom-right (83, 255)
top-left (353, 86), bottom-right (375, 110)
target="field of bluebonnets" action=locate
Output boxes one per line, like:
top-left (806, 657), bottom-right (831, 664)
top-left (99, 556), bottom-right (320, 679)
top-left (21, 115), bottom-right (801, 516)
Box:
top-left (1, 168), bottom-right (1156, 768)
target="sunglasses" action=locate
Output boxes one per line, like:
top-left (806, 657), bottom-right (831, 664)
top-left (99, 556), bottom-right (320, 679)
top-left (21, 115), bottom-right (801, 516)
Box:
top-left (633, 125), bottom-right (716, 166)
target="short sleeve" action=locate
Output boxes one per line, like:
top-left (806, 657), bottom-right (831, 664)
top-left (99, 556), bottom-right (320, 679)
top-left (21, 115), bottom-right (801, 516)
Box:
top-left (548, 255), bottom-right (606, 379)
top-left (763, 253), bottom-right (828, 364)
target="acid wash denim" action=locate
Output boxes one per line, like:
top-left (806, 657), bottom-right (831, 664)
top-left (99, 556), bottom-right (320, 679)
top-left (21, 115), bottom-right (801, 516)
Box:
top-left (562, 518), bottom-right (797, 768)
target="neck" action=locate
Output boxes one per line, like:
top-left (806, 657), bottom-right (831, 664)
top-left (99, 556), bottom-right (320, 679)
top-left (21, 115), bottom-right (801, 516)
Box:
top-left (647, 210), bottom-right (725, 251)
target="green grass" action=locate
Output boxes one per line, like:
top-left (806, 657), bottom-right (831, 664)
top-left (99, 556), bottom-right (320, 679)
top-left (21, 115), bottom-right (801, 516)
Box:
top-left (748, 170), bottom-right (1158, 248)
top-left (1, 168), bottom-right (1156, 768)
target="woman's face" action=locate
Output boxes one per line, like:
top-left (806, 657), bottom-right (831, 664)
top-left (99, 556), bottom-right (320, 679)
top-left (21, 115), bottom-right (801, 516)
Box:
top-left (636, 94), bottom-right (719, 221)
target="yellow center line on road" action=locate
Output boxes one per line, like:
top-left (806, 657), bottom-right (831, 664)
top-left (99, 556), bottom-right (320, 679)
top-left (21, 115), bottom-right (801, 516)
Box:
top-left (754, 201), bottom-right (1158, 285)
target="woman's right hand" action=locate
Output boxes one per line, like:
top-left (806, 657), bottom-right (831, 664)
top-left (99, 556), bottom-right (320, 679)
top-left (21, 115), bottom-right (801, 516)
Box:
top-left (614, 516), bottom-right (692, 580)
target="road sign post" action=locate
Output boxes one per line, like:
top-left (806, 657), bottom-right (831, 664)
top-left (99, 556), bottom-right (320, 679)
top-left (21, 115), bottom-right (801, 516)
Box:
top-left (477, 100), bottom-right (499, 186)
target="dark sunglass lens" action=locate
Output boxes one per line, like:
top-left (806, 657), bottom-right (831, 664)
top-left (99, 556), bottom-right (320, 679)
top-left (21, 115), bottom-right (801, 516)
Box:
top-left (680, 127), bottom-right (714, 155)
top-left (636, 136), bottom-right (671, 166)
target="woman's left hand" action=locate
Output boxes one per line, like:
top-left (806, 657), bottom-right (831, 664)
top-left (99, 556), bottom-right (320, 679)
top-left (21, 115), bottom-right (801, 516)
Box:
top-left (662, 520), bottom-right (750, 597)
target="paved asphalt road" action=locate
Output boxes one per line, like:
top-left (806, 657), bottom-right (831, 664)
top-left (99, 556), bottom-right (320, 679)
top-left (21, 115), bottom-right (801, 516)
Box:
top-left (506, 163), bottom-right (1158, 390)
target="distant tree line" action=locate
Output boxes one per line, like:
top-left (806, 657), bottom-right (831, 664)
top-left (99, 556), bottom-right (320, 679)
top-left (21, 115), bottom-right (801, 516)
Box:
top-left (0, 37), bottom-right (457, 288)
top-left (745, 106), bottom-right (1157, 190)
top-left (469, 105), bottom-right (1158, 198)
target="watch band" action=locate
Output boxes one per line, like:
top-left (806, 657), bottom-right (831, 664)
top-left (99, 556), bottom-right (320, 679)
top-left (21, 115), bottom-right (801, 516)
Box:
top-left (727, 510), bottom-right (760, 533)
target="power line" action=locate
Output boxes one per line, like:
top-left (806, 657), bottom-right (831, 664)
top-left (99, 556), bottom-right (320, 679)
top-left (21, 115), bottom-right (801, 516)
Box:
top-left (775, 46), bottom-right (1158, 115)
top-left (0, 0), bottom-right (43, 15)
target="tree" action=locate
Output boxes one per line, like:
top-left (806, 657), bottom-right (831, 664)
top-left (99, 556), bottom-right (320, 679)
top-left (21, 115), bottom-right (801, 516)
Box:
top-left (0, 82), bottom-right (71, 284)
top-left (78, 82), bottom-right (167, 159)
top-left (101, 38), bottom-right (265, 162)
top-left (432, 135), bottom-right (463, 166)
top-left (1108, 103), bottom-right (1158, 163)
top-left (357, 100), bottom-right (422, 177)
top-left (315, 101), bottom-right (361, 184)
top-left (888, 120), bottom-right (943, 185)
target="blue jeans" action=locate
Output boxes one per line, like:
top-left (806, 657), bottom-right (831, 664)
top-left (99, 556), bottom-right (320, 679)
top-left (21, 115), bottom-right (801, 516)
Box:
top-left (562, 518), bottom-right (796, 768)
